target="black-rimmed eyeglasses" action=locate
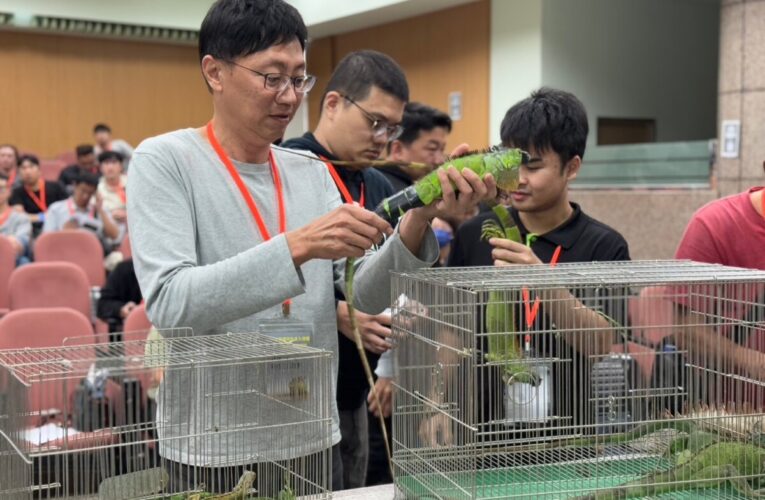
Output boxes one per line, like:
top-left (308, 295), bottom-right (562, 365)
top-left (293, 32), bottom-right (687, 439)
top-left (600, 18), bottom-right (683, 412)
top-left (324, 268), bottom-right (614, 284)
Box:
top-left (341, 94), bottom-right (403, 141)
top-left (226, 60), bottom-right (316, 94)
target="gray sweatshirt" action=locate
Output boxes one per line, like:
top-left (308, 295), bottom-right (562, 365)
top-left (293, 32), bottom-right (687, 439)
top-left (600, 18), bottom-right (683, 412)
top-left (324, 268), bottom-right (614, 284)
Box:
top-left (0, 208), bottom-right (31, 248)
top-left (127, 128), bottom-right (437, 466)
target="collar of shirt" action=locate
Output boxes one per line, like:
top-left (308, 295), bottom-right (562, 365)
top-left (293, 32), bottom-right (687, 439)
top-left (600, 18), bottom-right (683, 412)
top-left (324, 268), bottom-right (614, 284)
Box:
top-left (510, 202), bottom-right (585, 250)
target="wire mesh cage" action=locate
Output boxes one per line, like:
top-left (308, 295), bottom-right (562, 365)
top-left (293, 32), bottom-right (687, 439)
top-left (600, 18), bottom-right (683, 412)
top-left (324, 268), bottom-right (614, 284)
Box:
top-left (391, 260), bottom-right (765, 499)
top-left (0, 329), bottom-right (333, 499)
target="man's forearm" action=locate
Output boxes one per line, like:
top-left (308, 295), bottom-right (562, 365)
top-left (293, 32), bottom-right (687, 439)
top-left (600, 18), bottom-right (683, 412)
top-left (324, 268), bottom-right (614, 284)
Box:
top-left (397, 210), bottom-right (429, 257)
top-left (543, 287), bottom-right (616, 359)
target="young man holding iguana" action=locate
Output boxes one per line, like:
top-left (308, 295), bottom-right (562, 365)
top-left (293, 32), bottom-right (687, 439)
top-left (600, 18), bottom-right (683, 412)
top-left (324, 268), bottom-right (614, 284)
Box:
top-left (421, 88), bottom-right (630, 446)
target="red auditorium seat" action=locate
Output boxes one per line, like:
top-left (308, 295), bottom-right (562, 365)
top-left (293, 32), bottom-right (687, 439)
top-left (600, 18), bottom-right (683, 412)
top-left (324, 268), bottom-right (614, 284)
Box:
top-left (8, 261), bottom-right (92, 319)
top-left (34, 230), bottom-right (106, 287)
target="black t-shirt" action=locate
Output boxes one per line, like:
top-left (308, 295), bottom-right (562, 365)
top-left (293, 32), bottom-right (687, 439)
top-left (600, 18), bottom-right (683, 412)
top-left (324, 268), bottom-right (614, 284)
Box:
top-left (10, 181), bottom-right (68, 215)
top-left (281, 132), bottom-right (397, 411)
top-left (448, 203), bottom-right (631, 431)
top-left (97, 259), bottom-right (142, 332)
top-left (10, 181), bottom-right (68, 236)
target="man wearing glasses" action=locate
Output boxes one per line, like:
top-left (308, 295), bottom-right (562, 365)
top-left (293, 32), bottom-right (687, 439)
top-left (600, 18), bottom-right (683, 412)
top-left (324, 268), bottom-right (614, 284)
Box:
top-left (127, 0), bottom-right (494, 494)
top-left (281, 49), bottom-right (410, 489)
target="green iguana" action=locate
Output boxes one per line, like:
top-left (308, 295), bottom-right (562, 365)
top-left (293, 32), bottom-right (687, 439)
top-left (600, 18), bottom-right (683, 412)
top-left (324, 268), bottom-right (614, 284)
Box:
top-left (576, 440), bottom-right (765, 499)
top-left (480, 204), bottom-right (540, 386)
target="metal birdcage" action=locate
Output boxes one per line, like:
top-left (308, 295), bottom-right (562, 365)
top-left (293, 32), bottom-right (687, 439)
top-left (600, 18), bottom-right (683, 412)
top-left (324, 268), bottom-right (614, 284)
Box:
top-left (0, 330), bottom-right (333, 499)
top-left (390, 260), bottom-right (765, 499)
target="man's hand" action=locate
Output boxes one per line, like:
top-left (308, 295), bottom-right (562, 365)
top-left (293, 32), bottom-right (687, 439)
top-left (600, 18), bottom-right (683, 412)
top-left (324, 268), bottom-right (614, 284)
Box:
top-left (418, 413), bottom-right (453, 447)
top-left (489, 238), bottom-right (542, 266)
top-left (337, 301), bottom-right (392, 354)
top-left (368, 377), bottom-right (394, 417)
top-left (120, 301), bottom-right (137, 319)
top-left (286, 204), bottom-right (392, 267)
top-left (407, 143), bottom-right (497, 224)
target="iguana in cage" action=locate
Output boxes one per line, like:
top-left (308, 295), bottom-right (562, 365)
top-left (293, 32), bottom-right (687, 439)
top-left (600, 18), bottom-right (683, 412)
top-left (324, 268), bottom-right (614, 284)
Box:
top-left (480, 204), bottom-right (540, 385)
top-left (575, 440), bottom-right (765, 499)
top-left (536, 407), bottom-right (765, 499)
top-left (99, 469), bottom-right (295, 500)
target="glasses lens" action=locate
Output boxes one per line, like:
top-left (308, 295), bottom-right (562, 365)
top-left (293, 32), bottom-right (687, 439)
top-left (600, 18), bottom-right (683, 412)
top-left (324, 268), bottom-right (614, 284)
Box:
top-left (264, 75), bottom-right (288, 91)
top-left (388, 125), bottom-right (404, 141)
top-left (295, 76), bottom-right (316, 93)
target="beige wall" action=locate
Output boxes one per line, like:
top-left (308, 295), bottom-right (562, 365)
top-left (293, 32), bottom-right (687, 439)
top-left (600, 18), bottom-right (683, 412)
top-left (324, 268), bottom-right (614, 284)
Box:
top-left (570, 190), bottom-right (717, 260)
top-left (306, 0), bottom-right (490, 153)
top-left (574, 0), bottom-right (765, 261)
top-left (0, 31), bottom-right (211, 157)
top-left (717, 0), bottom-right (765, 197)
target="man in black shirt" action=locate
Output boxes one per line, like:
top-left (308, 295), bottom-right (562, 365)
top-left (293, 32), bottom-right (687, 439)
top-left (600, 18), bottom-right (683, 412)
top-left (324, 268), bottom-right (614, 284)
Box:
top-left (281, 50), bottom-right (406, 490)
top-left (10, 154), bottom-right (68, 238)
top-left (423, 88), bottom-right (630, 446)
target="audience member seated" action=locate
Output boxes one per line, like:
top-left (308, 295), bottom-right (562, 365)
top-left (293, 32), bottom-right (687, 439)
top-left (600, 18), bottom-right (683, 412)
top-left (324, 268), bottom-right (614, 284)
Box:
top-left (97, 151), bottom-right (127, 223)
top-left (59, 144), bottom-right (100, 194)
top-left (0, 174), bottom-right (31, 265)
top-left (0, 144), bottom-right (20, 188)
top-left (96, 258), bottom-right (141, 333)
top-left (9, 155), bottom-right (67, 238)
top-left (43, 172), bottom-right (124, 269)
top-left (93, 123), bottom-right (134, 170)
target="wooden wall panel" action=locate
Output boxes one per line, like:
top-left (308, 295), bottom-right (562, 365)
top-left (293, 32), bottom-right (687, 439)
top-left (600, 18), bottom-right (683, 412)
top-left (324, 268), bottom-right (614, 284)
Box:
top-left (307, 0), bottom-right (490, 151)
top-left (0, 31), bottom-right (212, 157)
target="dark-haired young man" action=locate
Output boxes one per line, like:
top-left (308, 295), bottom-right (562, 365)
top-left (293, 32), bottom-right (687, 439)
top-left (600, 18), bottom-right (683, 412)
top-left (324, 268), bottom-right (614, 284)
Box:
top-left (93, 123), bottom-right (134, 169)
top-left (9, 154), bottom-right (67, 237)
top-left (59, 144), bottom-right (101, 193)
top-left (127, 0), bottom-right (493, 493)
top-left (43, 172), bottom-right (122, 249)
top-left (281, 49), bottom-right (415, 489)
top-left (422, 88), bottom-right (630, 447)
top-left (97, 151), bottom-right (128, 223)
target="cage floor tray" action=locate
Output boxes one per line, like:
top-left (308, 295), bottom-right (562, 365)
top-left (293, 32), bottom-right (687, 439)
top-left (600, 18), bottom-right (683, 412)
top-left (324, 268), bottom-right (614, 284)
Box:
top-left (397, 455), bottom-right (749, 499)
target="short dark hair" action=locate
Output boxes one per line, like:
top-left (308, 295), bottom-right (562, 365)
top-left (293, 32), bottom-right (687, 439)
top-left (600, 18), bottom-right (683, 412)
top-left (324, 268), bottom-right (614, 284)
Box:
top-left (98, 151), bottom-right (124, 164)
top-left (397, 102), bottom-right (451, 145)
top-left (199, 0), bottom-right (307, 64)
top-left (0, 144), bottom-right (19, 160)
top-left (322, 50), bottom-right (409, 108)
top-left (76, 144), bottom-right (95, 157)
top-left (75, 171), bottom-right (99, 187)
top-left (500, 87), bottom-right (589, 165)
top-left (18, 154), bottom-right (39, 167)
top-left (93, 123), bottom-right (111, 134)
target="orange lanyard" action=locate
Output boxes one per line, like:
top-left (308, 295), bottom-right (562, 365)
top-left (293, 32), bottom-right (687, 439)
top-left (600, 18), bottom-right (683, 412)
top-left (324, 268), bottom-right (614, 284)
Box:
top-left (206, 121), bottom-right (291, 314)
top-left (522, 245), bottom-right (562, 329)
top-left (0, 207), bottom-right (11, 227)
top-left (323, 159), bottom-right (365, 207)
top-left (25, 180), bottom-right (47, 212)
top-left (8, 169), bottom-right (15, 186)
top-left (106, 180), bottom-right (126, 205)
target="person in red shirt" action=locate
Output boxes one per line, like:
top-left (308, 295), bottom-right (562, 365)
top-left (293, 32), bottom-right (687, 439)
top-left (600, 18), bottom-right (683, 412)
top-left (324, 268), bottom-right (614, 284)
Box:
top-left (673, 161), bottom-right (765, 402)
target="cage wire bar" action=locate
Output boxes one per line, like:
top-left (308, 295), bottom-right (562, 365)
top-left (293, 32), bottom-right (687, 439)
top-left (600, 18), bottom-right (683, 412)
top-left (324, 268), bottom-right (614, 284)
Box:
top-left (391, 260), bottom-right (765, 499)
top-left (0, 330), bottom-right (333, 499)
